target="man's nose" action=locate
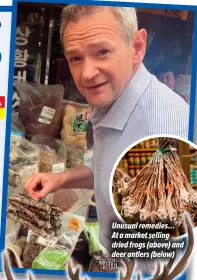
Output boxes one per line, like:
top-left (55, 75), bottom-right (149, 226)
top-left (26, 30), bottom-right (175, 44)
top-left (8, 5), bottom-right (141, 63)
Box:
top-left (81, 59), bottom-right (99, 81)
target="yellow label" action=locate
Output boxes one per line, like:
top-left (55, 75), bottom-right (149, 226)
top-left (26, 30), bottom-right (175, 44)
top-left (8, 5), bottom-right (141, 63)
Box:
top-left (0, 108), bottom-right (5, 119)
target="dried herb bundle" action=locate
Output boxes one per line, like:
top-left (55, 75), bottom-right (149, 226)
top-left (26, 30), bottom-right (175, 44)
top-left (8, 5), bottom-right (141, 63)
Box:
top-left (7, 193), bottom-right (63, 239)
top-left (114, 138), bottom-right (197, 226)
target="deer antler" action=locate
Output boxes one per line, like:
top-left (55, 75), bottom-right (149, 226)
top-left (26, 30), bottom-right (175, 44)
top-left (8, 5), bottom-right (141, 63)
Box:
top-left (29, 273), bottom-right (34, 280)
top-left (3, 251), bottom-right (33, 280)
top-left (155, 214), bottom-right (194, 280)
top-left (120, 258), bottom-right (136, 280)
top-left (152, 261), bottom-right (160, 280)
top-left (3, 252), bottom-right (14, 280)
top-left (149, 214), bottom-right (193, 280)
top-left (68, 261), bottom-right (88, 280)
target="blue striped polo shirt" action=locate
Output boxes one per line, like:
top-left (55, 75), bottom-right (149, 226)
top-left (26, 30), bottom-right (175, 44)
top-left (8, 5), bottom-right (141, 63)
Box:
top-left (85, 63), bottom-right (189, 253)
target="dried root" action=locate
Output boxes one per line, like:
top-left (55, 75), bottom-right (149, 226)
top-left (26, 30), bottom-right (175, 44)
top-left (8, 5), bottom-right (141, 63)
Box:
top-left (7, 193), bottom-right (63, 239)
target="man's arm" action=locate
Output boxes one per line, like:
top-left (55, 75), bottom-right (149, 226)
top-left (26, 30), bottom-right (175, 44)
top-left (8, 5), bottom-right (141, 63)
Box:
top-left (61, 165), bottom-right (94, 190)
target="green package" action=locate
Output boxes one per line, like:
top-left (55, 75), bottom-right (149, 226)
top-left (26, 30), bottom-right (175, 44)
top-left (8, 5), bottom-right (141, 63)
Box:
top-left (32, 248), bottom-right (69, 270)
top-left (83, 222), bottom-right (105, 255)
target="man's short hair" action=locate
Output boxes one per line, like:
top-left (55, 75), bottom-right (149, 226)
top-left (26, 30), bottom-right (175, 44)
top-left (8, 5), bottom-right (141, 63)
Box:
top-left (60, 5), bottom-right (138, 48)
top-left (154, 61), bottom-right (176, 77)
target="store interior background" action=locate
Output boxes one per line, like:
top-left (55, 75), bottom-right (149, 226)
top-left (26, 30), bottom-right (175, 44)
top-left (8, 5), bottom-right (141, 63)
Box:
top-left (13, 2), bottom-right (195, 183)
top-left (13, 3), bottom-right (194, 108)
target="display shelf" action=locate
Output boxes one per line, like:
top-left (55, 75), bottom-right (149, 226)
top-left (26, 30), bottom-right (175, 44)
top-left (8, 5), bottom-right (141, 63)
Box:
top-left (190, 164), bottom-right (197, 168)
top-left (128, 148), bottom-right (157, 152)
top-left (189, 147), bottom-right (197, 188)
top-left (129, 165), bottom-right (146, 168)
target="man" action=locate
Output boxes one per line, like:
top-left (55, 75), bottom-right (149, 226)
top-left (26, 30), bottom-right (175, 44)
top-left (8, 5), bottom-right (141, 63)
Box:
top-left (154, 62), bottom-right (176, 90)
top-left (25, 5), bottom-right (189, 257)
top-left (154, 61), bottom-right (190, 103)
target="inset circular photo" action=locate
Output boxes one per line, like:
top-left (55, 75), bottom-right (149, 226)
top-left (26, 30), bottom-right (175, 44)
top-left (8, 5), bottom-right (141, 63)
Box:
top-left (110, 136), bottom-right (197, 237)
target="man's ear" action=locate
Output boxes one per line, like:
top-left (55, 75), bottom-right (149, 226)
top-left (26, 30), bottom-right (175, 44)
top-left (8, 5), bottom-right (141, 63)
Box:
top-left (132, 29), bottom-right (147, 67)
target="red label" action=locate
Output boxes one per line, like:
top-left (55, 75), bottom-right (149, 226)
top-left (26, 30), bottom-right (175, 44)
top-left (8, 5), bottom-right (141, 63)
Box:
top-left (0, 96), bottom-right (5, 108)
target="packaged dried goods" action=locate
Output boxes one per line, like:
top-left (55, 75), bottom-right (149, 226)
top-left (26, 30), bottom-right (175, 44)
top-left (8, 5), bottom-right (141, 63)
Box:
top-left (61, 101), bottom-right (92, 149)
top-left (15, 82), bottom-right (64, 140)
top-left (23, 231), bottom-right (45, 268)
top-left (9, 136), bottom-right (40, 189)
top-left (11, 109), bottom-right (25, 138)
top-left (52, 189), bottom-right (79, 212)
top-left (84, 222), bottom-right (117, 272)
top-left (31, 135), bottom-right (67, 173)
top-left (32, 213), bottom-right (85, 270)
top-left (67, 145), bottom-right (85, 169)
top-left (51, 189), bottom-right (94, 219)
top-left (32, 247), bottom-right (69, 270)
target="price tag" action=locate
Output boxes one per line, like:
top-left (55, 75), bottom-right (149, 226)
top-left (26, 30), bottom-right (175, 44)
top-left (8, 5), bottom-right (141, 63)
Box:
top-left (38, 106), bottom-right (56, 124)
top-left (72, 111), bottom-right (90, 133)
top-left (37, 236), bottom-right (58, 247)
top-left (52, 163), bottom-right (65, 173)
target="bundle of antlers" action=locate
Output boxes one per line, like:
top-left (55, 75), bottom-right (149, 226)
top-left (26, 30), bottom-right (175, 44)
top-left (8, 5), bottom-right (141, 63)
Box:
top-left (3, 215), bottom-right (194, 280)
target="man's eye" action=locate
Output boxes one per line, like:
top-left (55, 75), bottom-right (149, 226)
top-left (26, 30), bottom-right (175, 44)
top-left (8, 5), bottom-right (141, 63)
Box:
top-left (98, 49), bottom-right (109, 56)
top-left (70, 57), bottom-right (80, 63)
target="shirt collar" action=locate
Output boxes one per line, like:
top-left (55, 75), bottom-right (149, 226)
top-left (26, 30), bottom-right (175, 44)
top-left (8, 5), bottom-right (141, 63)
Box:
top-left (90, 63), bottom-right (152, 130)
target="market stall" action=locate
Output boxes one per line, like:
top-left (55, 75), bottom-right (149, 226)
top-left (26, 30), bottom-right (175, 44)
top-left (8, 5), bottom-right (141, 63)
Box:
top-left (6, 2), bottom-right (195, 273)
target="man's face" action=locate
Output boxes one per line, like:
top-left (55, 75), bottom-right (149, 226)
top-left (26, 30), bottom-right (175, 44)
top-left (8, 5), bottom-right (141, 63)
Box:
top-left (158, 71), bottom-right (176, 90)
top-left (63, 8), bottom-right (146, 108)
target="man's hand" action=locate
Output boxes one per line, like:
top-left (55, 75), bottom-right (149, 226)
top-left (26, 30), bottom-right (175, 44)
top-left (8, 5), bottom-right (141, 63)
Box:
top-left (24, 172), bottom-right (65, 200)
top-left (24, 165), bottom-right (94, 201)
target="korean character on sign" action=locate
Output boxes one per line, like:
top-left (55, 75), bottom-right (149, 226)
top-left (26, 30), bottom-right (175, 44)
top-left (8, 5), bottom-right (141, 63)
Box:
top-left (16, 27), bottom-right (30, 46)
top-left (16, 37), bottom-right (28, 46)
top-left (16, 27), bottom-right (30, 38)
top-left (15, 49), bottom-right (29, 67)
top-left (14, 71), bottom-right (27, 82)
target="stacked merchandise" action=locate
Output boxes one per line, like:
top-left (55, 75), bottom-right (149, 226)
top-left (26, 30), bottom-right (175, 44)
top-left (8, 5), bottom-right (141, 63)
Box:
top-left (118, 139), bottom-right (157, 179)
top-left (190, 148), bottom-right (197, 186)
top-left (117, 155), bottom-right (128, 174)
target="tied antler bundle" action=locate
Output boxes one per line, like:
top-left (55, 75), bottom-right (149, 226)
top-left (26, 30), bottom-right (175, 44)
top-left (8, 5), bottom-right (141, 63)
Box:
top-left (114, 138), bottom-right (197, 226)
top-left (119, 215), bottom-right (194, 280)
